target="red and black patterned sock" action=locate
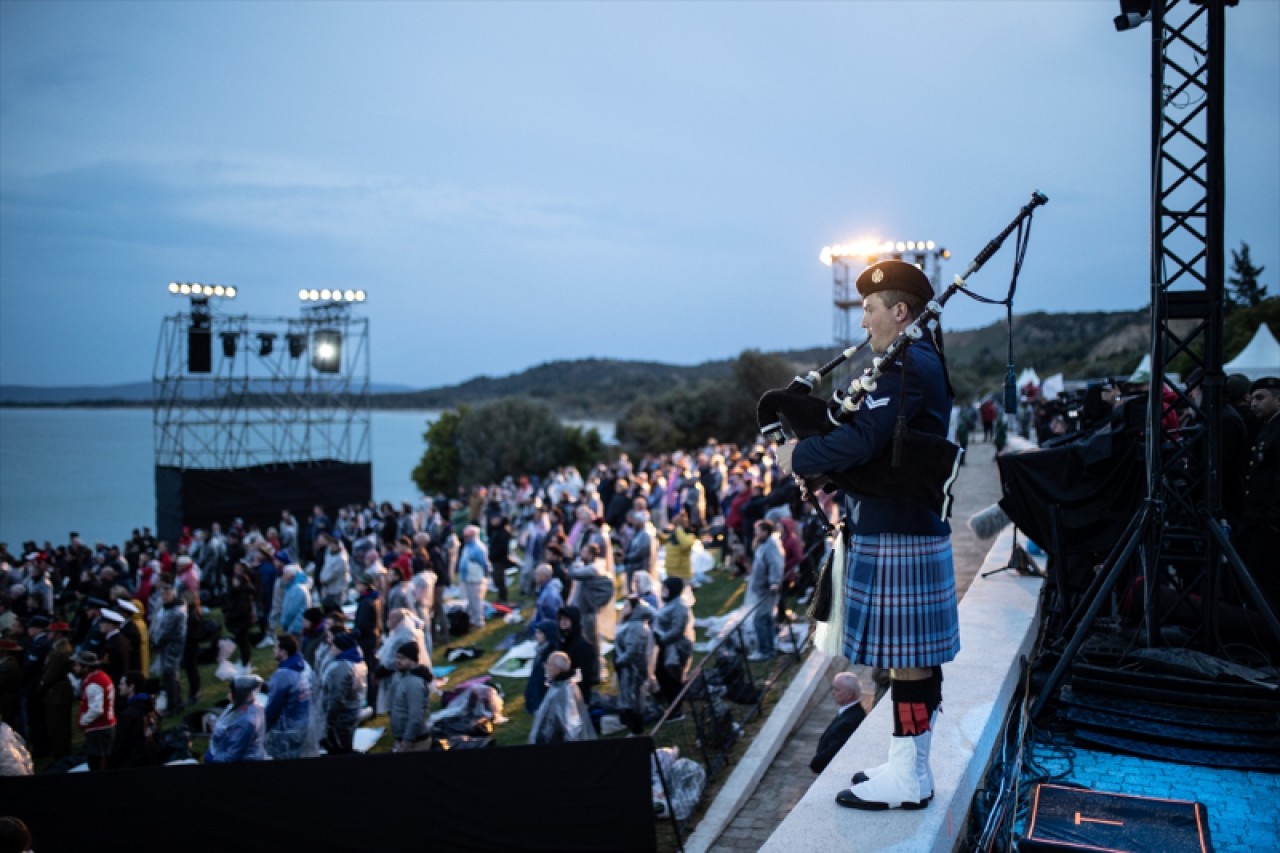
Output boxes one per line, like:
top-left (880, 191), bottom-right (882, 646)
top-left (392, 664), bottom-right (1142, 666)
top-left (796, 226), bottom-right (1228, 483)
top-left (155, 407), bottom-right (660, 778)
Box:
top-left (890, 669), bottom-right (943, 736)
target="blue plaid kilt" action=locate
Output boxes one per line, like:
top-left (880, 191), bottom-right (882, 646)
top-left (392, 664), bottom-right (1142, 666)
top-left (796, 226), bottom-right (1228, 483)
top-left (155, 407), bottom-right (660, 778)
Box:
top-left (842, 532), bottom-right (960, 669)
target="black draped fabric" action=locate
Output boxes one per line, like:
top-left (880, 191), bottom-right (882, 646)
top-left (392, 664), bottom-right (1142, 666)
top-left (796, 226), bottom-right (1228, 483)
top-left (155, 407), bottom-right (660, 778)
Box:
top-left (997, 425), bottom-right (1144, 593)
top-left (2, 737), bottom-right (657, 852)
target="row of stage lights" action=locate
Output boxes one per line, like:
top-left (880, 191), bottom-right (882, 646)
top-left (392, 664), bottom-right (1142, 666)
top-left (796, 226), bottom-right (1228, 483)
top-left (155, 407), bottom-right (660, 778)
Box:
top-left (168, 282), bottom-right (237, 298)
top-left (819, 239), bottom-right (950, 267)
top-left (299, 288), bottom-right (366, 303)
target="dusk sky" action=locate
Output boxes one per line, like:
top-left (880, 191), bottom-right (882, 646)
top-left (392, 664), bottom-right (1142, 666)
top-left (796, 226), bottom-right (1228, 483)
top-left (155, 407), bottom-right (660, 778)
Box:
top-left (2, 1), bottom-right (1277, 390)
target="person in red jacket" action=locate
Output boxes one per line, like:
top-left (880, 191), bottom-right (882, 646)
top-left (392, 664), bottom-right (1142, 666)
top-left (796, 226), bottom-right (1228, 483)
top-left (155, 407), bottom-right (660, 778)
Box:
top-left (72, 650), bottom-right (115, 770)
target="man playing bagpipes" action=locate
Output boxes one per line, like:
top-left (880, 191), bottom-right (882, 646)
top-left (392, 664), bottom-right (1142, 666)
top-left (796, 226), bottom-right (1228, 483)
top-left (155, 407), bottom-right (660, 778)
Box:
top-left (776, 259), bottom-right (958, 811)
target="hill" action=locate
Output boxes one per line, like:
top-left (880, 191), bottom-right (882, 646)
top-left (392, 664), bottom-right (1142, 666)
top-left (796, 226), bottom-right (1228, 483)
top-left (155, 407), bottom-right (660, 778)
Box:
top-left (6, 303), bottom-right (1276, 416)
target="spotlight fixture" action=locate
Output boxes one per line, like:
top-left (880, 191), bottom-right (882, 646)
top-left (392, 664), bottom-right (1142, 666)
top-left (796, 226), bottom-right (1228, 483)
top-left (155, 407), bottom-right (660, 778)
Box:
top-left (1113, 0), bottom-right (1151, 31)
top-left (312, 329), bottom-right (342, 373)
top-left (299, 288), bottom-right (366, 303)
top-left (820, 239), bottom-right (948, 266)
top-left (168, 281), bottom-right (237, 299)
top-left (287, 333), bottom-right (307, 359)
top-left (220, 332), bottom-right (238, 358)
top-left (257, 333), bottom-right (276, 357)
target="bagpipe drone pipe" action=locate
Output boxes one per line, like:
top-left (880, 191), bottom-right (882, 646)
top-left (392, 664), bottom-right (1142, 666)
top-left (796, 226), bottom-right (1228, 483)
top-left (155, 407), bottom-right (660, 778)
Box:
top-left (758, 190), bottom-right (1049, 522)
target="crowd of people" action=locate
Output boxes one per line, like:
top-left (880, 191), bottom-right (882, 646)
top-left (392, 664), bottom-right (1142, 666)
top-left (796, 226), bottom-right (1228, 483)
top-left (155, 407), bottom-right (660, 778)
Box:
top-left (0, 438), bottom-right (830, 773)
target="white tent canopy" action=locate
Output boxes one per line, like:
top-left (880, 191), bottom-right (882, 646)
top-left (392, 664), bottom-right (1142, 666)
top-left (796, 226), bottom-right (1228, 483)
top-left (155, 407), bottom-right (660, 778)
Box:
top-left (1224, 324), bottom-right (1280, 381)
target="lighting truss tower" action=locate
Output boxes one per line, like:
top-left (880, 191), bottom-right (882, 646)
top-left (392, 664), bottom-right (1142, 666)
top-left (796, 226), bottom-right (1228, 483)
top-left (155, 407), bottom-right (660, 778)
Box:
top-left (152, 289), bottom-right (372, 542)
top-left (1031, 0), bottom-right (1279, 718)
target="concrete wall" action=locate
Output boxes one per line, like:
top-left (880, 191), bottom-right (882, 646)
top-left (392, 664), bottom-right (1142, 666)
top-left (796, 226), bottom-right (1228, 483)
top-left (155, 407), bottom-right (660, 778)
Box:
top-left (760, 526), bottom-right (1043, 853)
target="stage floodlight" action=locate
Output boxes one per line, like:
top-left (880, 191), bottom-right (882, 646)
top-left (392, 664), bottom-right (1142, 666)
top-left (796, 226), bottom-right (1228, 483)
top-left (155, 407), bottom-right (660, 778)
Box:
top-left (287, 333), bottom-right (307, 359)
top-left (312, 329), bottom-right (341, 373)
top-left (257, 333), bottom-right (276, 357)
top-left (168, 281), bottom-right (235, 301)
top-left (321, 288), bottom-right (332, 300)
top-left (1114, 0), bottom-right (1151, 31)
top-left (298, 289), bottom-right (309, 301)
top-left (354, 290), bottom-right (366, 302)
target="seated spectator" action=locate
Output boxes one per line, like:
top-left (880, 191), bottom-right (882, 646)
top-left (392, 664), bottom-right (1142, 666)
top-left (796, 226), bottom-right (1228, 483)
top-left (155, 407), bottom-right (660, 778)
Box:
top-left (528, 652), bottom-right (595, 745)
top-left (205, 675), bottom-right (267, 764)
top-left (811, 672), bottom-right (866, 773)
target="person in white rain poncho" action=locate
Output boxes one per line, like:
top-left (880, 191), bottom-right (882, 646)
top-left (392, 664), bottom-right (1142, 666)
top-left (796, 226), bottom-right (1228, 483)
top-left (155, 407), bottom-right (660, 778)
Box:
top-left (528, 652), bottom-right (595, 745)
top-left (375, 608), bottom-right (427, 714)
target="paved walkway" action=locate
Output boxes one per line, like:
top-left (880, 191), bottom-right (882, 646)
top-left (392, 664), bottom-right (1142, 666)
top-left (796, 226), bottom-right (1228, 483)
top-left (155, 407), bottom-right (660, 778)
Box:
top-left (708, 440), bottom-right (1006, 852)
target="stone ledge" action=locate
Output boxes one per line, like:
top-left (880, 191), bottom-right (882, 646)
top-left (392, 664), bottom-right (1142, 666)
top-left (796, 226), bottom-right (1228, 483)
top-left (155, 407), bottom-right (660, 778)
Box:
top-left (760, 525), bottom-right (1043, 853)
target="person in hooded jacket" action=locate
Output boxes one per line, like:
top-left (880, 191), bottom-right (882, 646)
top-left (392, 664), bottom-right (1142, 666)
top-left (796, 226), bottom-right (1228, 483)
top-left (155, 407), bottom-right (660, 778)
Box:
top-left (653, 577), bottom-right (695, 714)
top-left (150, 586), bottom-right (186, 716)
top-left (390, 641), bottom-right (433, 752)
top-left (264, 634), bottom-right (313, 759)
top-left (557, 605), bottom-right (598, 704)
top-left (529, 651), bottom-right (596, 745)
top-left (374, 608), bottom-right (427, 714)
top-left (321, 630), bottom-right (368, 754)
top-left (614, 596), bottom-right (655, 734)
top-left (524, 619), bottom-right (561, 715)
top-left (205, 675), bottom-right (267, 764)
top-left (224, 563), bottom-right (258, 667)
top-left (279, 565), bottom-right (312, 638)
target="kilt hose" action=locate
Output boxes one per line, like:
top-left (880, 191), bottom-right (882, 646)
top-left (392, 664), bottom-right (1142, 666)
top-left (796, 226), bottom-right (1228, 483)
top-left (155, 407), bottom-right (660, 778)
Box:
top-left (842, 532), bottom-right (960, 669)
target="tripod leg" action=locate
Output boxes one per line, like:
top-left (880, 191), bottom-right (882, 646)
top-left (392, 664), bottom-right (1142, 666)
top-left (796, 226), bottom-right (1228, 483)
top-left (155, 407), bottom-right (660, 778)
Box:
top-left (1203, 513), bottom-right (1280, 646)
top-left (1029, 506), bottom-right (1150, 720)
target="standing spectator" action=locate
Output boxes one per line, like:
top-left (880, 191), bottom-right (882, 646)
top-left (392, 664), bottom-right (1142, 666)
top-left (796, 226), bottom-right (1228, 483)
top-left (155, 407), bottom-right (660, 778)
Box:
top-left (264, 634), bottom-right (313, 760)
top-left (1241, 377), bottom-right (1280, 610)
top-left (660, 511), bottom-right (697, 584)
top-left (614, 597), bottom-right (654, 735)
top-left (622, 510), bottom-right (657, 592)
top-left (181, 590), bottom-right (205, 708)
top-left (486, 516), bottom-right (514, 603)
top-left (458, 526), bottom-right (491, 629)
top-left (524, 620), bottom-right (561, 715)
top-left (653, 577), bottom-right (695, 716)
top-left (748, 520), bottom-right (784, 661)
top-left (0, 639), bottom-right (20, 731)
top-left (529, 652), bottom-right (595, 745)
top-left (36, 622), bottom-right (74, 759)
top-left (98, 609), bottom-right (132, 687)
top-left (307, 505), bottom-right (331, 557)
top-left (150, 586), bottom-right (187, 716)
top-left (71, 650), bottom-right (115, 770)
top-left (279, 565), bottom-right (312, 638)
top-left (318, 536), bottom-right (351, 609)
top-left (279, 510), bottom-right (299, 556)
top-left (205, 675), bottom-right (267, 764)
top-left (321, 631), bottom-right (367, 755)
top-left (353, 576), bottom-right (382, 683)
top-left (224, 563), bottom-right (257, 668)
top-left (566, 543), bottom-right (616, 657)
top-left (389, 641), bottom-right (433, 752)
top-left (107, 671), bottom-right (161, 769)
top-left (980, 398), bottom-right (997, 442)
top-left (557, 605), bottom-right (599, 705)
top-left (533, 565), bottom-right (564, 629)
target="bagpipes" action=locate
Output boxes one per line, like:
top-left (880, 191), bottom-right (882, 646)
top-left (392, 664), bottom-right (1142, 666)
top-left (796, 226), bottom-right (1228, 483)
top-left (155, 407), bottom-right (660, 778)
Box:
top-left (758, 190), bottom-right (1049, 522)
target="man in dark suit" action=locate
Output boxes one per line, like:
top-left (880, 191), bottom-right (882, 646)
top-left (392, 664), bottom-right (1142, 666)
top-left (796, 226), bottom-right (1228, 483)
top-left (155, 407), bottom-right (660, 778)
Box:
top-left (810, 672), bottom-right (867, 773)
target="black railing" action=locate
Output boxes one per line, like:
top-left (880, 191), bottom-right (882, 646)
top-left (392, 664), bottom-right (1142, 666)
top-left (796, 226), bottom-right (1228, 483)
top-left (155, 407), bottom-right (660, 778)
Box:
top-left (648, 596), bottom-right (813, 852)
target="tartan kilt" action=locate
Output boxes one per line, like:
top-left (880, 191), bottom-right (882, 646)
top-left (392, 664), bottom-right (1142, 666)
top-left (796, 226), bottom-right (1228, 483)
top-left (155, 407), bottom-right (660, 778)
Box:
top-left (842, 532), bottom-right (960, 669)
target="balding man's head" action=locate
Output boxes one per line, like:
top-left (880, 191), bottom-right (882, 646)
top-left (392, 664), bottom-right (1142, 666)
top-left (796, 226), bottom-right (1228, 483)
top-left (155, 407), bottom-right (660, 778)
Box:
top-left (832, 672), bottom-right (862, 707)
top-left (546, 651), bottom-right (571, 678)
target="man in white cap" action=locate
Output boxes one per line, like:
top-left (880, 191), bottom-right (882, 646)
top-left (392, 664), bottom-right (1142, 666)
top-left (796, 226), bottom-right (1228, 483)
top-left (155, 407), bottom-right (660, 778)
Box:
top-left (97, 609), bottom-right (131, 687)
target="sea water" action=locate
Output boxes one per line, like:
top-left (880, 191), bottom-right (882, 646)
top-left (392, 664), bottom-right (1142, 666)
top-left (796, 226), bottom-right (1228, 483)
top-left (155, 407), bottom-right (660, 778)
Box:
top-left (0, 408), bottom-right (614, 547)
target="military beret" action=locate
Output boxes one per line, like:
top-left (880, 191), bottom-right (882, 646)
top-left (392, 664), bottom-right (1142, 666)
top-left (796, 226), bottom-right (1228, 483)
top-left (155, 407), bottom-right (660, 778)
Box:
top-left (1250, 376), bottom-right (1280, 394)
top-left (855, 259), bottom-right (934, 304)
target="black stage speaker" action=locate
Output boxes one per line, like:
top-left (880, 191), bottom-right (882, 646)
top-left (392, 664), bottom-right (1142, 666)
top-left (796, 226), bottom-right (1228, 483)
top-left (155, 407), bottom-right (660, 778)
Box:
top-left (1022, 784), bottom-right (1212, 853)
top-left (188, 327), bottom-right (212, 373)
